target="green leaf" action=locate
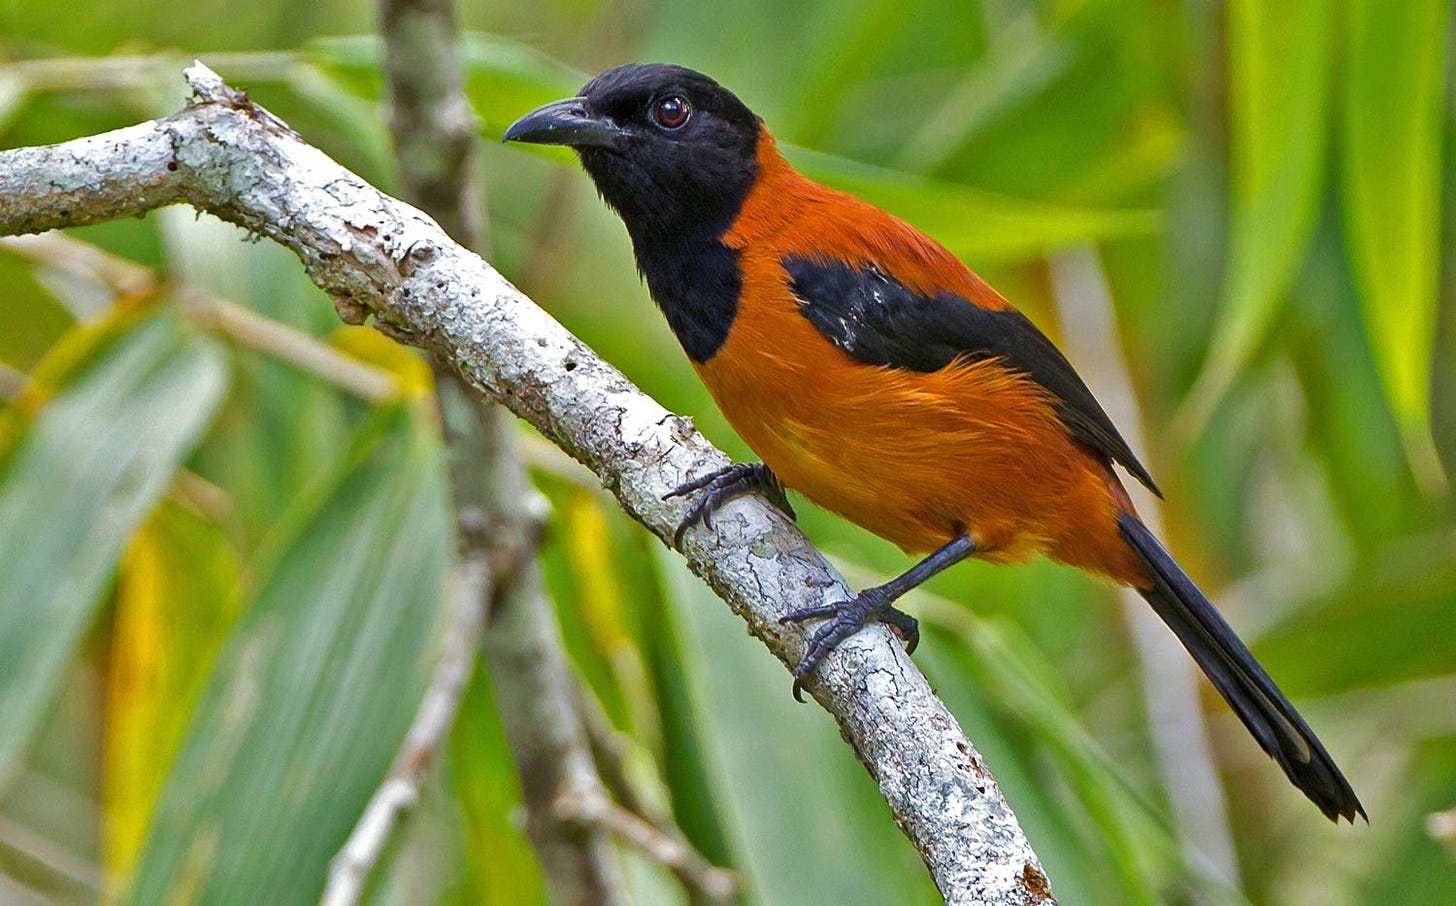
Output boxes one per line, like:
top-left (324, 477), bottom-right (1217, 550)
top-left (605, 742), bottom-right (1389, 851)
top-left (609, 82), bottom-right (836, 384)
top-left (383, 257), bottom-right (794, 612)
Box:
top-left (162, 212), bottom-right (355, 551)
top-left (446, 662), bottom-right (550, 906)
top-left (0, 244), bottom-right (75, 372)
top-left (1339, 0), bottom-right (1452, 489)
top-left (1253, 532), bottom-right (1456, 695)
top-left (282, 61), bottom-right (396, 189)
top-left (0, 310), bottom-right (227, 795)
top-left (890, 31), bottom-right (1075, 176)
top-left (653, 551), bottom-right (940, 906)
top-left (123, 405), bottom-right (452, 905)
top-left (1179, 0), bottom-right (1334, 436)
top-left (457, 32), bottom-right (586, 136)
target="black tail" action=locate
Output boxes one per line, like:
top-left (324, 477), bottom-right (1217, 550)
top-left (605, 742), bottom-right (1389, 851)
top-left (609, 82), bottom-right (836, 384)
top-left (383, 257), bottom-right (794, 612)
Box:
top-left (1118, 514), bottom-right (1365, 823)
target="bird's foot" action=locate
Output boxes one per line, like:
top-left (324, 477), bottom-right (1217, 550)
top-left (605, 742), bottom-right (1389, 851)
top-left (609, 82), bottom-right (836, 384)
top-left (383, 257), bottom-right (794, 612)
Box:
top-left (779, 588), bottom-right (919, 702)
top-left (665, 462), bottom-right (795, 549)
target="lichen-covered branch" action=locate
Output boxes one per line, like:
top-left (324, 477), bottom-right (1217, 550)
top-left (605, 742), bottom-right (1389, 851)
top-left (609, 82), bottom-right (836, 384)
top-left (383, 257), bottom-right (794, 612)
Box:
top-left (0, 64), bottom-right (1053, 905)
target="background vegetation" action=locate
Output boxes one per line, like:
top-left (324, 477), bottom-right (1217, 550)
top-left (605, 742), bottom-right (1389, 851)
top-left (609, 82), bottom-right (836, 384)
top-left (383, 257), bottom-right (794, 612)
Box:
top-left (2, 0), bottom-right (1454, 903)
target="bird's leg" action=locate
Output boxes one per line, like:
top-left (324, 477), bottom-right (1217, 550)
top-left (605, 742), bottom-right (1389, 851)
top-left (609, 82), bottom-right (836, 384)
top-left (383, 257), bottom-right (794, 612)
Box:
top-left (781, 534), bottom-right (979, 701)
top-left (665, 461), bottom-right (796, 549)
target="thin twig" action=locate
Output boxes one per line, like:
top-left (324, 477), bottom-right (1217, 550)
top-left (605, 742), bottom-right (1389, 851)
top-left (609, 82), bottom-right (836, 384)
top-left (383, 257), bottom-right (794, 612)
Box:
top-left (0, 361), bottom-right (26, 402)
top-left (555, 788), bottom-right (739, 903)
top-left (1427, 807), bottom-right (1456, 852)
top-left (0, 65), bottom-right (1055, 905)
top-left (0, 234), bottom-right (401, 403)
top-left (1, 232), bottom-right (153, 295)
top-left (3, 51), bottom-right (301, 93)
top-left (0, 814), bottom-right (104, 892)
top-left (185, 294), bottom-right (399, 402)
top-left (575, 680), bottom-right (655, 820)
top-left (575, 680), bottom-right (739, 902)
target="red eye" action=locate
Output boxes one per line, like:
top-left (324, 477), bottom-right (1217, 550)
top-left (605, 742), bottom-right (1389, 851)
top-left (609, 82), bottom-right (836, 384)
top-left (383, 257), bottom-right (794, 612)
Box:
top-left (653, 95), bottom-right (691, 130)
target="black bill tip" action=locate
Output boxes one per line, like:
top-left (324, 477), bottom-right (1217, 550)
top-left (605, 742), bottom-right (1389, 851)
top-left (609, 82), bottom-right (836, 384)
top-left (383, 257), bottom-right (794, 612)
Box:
top-left (502, 97), bottom-right (627, 150)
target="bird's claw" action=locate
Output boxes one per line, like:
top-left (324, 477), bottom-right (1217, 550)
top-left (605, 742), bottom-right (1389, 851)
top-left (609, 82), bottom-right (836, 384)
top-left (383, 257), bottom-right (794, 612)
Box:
top-left (780, 590), bottom-right (919, 702)
top-left (665, 462), bottom-right (795, 549)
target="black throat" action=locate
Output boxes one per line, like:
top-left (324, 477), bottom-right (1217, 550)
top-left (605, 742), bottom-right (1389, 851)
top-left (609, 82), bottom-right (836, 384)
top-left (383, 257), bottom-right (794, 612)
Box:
top-left (627, 226), bottom-right (742, 363)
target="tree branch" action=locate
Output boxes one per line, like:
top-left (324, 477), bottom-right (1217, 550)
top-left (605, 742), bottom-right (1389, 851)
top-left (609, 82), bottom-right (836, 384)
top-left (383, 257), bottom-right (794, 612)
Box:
top-left (0, 63), bottom-right (1053, 905)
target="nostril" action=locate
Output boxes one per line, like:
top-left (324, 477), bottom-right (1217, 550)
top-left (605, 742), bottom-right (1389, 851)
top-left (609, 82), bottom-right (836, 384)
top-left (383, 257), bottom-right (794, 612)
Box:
top-left (569, 105), bottom-right (588, 118)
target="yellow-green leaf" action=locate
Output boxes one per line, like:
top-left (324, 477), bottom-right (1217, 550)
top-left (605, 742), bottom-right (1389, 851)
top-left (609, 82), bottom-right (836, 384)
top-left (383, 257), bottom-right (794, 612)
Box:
top-left (1340, 0), bottom-right (1452, 489)
top-left (104, 500), bottom-right (243, 892)
top-left (0, 310), bottom-right (228, 795)
top-left (1179, 0), bottom-right (1334, 436)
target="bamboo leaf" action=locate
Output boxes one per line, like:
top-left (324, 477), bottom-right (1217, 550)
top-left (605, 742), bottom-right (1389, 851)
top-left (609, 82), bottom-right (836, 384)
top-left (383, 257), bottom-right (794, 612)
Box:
top-left (123, 406), bottom-right (452, 905)
top-left (0, 309), bottom-right (228, 795)
top-left (653, 551), bottom-right (941, 906)
top-left (1253, 532), bottom-right (1456, 695)
top-left (0, 244), bottom-right (75, 371)
top-left (1340, 0), bottom-right (1452, 490)
top-left (1179, 0), bottom-right (1334, 436)
top-left (104, 500), bottom-right (243, 889)
top-left (447, 662), bottom-right (551, 906)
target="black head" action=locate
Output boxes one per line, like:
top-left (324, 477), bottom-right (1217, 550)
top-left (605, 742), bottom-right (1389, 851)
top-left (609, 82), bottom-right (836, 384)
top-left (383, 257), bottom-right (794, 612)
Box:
top-left (504, 64), bottom-right (762, 244)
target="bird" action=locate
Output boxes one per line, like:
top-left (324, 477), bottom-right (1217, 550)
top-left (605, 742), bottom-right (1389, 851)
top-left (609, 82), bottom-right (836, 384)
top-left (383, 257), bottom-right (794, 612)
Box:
top-left (503, 63), bottom-right (1365, 822)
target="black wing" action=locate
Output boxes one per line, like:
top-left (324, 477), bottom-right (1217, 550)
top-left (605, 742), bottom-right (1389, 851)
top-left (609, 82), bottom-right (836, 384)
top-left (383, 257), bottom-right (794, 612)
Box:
top-left (784, 255), bottom-right (1161, 496)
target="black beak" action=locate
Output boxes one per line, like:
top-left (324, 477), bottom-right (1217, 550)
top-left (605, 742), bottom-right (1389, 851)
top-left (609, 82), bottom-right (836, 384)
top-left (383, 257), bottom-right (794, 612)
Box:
top-left (502, 97), bottom-right (628, 150)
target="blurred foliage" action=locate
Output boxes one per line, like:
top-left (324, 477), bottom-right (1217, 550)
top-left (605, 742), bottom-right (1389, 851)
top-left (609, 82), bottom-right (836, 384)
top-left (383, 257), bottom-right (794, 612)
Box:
top-left (1, 1), bottom-right (1454, 905)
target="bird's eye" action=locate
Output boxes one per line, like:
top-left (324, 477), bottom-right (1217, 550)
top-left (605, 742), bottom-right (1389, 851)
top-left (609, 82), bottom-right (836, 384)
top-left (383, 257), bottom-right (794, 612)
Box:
top-left (652, 95), bottom-right (691, 130)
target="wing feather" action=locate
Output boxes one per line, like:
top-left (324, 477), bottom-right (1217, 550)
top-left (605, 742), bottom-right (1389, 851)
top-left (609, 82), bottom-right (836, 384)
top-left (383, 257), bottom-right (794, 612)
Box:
top-left (784, 255), bottom-right (1161, 496)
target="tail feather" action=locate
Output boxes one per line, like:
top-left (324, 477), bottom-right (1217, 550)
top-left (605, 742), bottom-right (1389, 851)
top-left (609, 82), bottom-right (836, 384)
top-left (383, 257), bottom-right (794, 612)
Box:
top-left (1118, 514), bottom-right (1365, 823)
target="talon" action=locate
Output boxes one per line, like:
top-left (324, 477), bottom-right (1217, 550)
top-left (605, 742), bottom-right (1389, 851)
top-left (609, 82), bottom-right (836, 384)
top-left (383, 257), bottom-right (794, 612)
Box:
top-left (879, 607), bottom-right (920, 654)
top-left (663, 468), bottom-right (719, 499)
top-left (665, 462), bottom-right (794, 549)
top-left (782, 588), bottom-right (919, 700)
top-left (779, 601), bottom-right (840, 625)
top-left (791, 676), bottom-right (808, 703)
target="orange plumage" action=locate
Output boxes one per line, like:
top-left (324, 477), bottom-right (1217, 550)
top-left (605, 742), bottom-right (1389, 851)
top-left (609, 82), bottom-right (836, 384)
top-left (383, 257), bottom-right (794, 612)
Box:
top-left (703, 132), bottom-right (1147, 583)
